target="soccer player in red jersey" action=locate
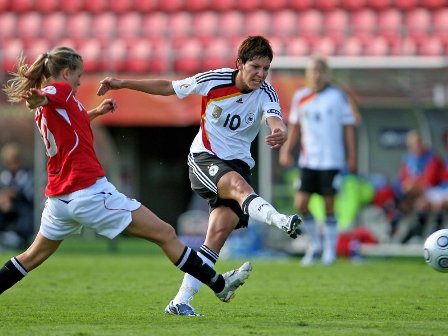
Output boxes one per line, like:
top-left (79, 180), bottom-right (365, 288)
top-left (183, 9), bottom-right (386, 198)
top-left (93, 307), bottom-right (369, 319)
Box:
top-left (0, 47), bottom-right (251, 306)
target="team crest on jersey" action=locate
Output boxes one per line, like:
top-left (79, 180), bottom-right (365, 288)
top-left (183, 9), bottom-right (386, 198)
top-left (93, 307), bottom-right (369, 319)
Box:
top-left (236, 97), bottom-right (243, 104)
top-left (245, 113), bottom-right (255, 125)
top-left (180, 83), bottom-right (191, 89)
top-left (212, 105), bottom-right (223, 119)
top-left (43, 86), bottom-right (57, 95)
top-left (208, 164), bottom-right (219, 176)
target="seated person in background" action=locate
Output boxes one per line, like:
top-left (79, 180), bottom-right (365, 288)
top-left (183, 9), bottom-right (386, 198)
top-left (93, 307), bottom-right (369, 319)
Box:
top-left (424, 129), bottom-right (448, 232)
top-left (398, 130), bottom-right (443, 243)
top-left (0, 143), bottom-right (34, 249)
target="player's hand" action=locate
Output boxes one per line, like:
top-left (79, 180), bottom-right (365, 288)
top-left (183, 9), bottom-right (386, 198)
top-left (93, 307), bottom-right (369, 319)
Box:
top-left (96, 98), bottom-right (117, 116)
top-left (97, 77), bottom-right (121, 96)
top-left (21, 88), bottom-right (47, 109)
top-left (265, 128), bottom-right (287, 149)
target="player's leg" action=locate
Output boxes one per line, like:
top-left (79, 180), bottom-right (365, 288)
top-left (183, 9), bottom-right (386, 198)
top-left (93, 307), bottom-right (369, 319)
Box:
top-left (322, 194), bottom-right (338, 265)
top-left (0, 233), bottom-right (62, 294)
top-left (124, 205), bottom-right (251, 302)
top-left (167, 207), bottom-right (238, 316)
top-left (218, 171), bottom-right (302, 238)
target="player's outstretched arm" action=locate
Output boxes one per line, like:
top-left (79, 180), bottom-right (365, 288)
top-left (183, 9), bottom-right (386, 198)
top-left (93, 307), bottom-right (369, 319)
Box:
top-left (88, 98), bottom-right (117, 121)
top-left (97, 77), bottom-right (175, 97)
top-left (21, 88), bottom-right (48, 109)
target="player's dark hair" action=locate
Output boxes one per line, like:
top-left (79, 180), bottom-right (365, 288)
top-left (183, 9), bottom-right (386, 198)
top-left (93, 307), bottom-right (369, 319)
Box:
top-left (237, 36), bottom-right (273, 64)
top-left (3, 46), bottom-right (83, 103)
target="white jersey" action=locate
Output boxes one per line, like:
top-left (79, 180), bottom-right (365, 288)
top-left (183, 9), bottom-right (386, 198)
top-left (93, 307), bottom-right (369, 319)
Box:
top-left (173, 68), bottom-right (282, 168)
top-left (288, 84), bottom-right (356, 170)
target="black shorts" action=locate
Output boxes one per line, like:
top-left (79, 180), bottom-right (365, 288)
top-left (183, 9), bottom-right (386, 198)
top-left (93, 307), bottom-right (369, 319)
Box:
top-left (187, 152), bottom-right (252, 229)
top-left (298, 167), bottom-right (339, 196)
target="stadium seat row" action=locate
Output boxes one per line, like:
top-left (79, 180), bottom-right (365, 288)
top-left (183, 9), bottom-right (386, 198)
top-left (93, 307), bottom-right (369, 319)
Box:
top-left (1, 0), bottom-right (447, 13)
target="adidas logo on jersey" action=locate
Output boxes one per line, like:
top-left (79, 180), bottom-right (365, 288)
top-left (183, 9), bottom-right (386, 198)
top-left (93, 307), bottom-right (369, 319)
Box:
top-left (236, 97), bottom-right (243, 104)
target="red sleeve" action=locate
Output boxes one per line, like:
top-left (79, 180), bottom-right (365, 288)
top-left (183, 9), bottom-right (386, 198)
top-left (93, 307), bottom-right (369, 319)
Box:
top-left (42, 82), bottom-right (73, 107)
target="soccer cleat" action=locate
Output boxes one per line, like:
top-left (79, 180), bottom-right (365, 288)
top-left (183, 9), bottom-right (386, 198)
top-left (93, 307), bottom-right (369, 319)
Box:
top-left (215, 261), bottom-right (252, 303)
top-left (164, 300), bottom-right (203, 317)
top-left (280, 214), bottom-right (303, 239)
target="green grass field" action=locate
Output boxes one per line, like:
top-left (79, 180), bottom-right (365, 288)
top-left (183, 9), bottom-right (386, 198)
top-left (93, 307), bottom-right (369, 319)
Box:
top-left (0, 237), bottom-right (447, 336)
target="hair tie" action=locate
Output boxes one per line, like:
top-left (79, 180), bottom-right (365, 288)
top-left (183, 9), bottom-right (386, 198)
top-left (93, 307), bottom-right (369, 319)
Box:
top-left (46, 52), bottom-right (51, 59)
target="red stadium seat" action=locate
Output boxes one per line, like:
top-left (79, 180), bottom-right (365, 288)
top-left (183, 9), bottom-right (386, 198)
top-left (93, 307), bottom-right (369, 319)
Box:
top-left (238, 0), bottom-right (261, 12)
top-left (0, 13), bottom-right (17, 43)
top-left (297, 10), bottom-right (323, 43)
top-left (26, 38), bottom-right (51, 61)
top-left (433, 8), bottom-right (448, 44)
top-left (174, 39), bottom-right (203, 74)
top-left (210, 0), bottom-right (236, 11)
top-left (84, 0), bottom-right (108, 13)
top-left (364, 36), bottom-right (389, 56)
top-left (311, 37), bottom-right (337, 56)
top-left (245, 10), bottom-right (271, 37)
top-left (35, 0), bottom-right (60, 12)
top-left (67, 13), bottom-right (93, 43)
top-left (59, 1), bottom-right (85, 12)
top-left (42, 12), bottom-right (67, 44)
top-left (340, 0), bottom-right (367, 11)
top-left (390, 37), bottom-right (417, 56)
top-left (9, 0), bottom-right (34, 12)
top-left (367, 0), bottom-right (392, 10)
top-left (0, 0), bottom-right (10, 11)
top-left (404, 8), bottom-right (431, 44)
top-left (202, 38), bottom-right (231, 70)
top-left (92, 13), bottom-right (117, 46)
top-left (1, 39), bottom-right (24, 72)
top-left (18, 12), bottom-right (42, 45)
top-left (159, 0), bottom-right (185, 12)
top-left (125, 38), bottom-right (153, 73)
top-left (324, 9), bottom-right (349, 45)
top-left (418, 36), bottom-right (445, 56)
top-left (284, 37), bottom-right (310, 56)
top-left (218, 11), bottom-right (244, 38)
top-left (421, 0), bottom-right (447, 9)
top-left (102, 39), bottom-right (128, 72)
top-left (168, 12), bottom-right (193, 46)
top-left (143, 13), bottom-right (169, 42)
top-left (377, 8), bottom-right (403, 45)
top-left (272, 10), bottom-right (298, 39)
top-left (315, 0), bottom-right (341, 11)
top-left (192, 11), bottom-right (219, 44)
top-left (76, 39), bottom-right (102, 72)
top-left (394, 0), bottom-right (419, 10)
top-left (117, 12), bottom-right (143, 44)
top-left (185, 0), bottom-right (211, 11)
top-left (341, 36), bottom-right (364, 56)
top-left (109, 0), bottom-right (134, 13)
top-left (134, 0), bottom-right (159, 11)
top-left (289, 0), bottom-right (314, 10)
top-left (260, 0), bottom-right (289, 11)
top-left (350, 9), bottom-right (377, 43)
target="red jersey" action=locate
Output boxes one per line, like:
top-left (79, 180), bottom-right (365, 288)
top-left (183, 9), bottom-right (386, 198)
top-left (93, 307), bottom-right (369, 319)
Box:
top-left (35, 81), bottom-right (105, 196)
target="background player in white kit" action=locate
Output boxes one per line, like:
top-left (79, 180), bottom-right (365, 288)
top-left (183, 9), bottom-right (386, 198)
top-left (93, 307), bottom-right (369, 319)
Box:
top-left (280, 55), bottom-right (358, 266)
top-left (98, 36), bottom-right (302, 316)
top-left (0, 47), bottom-right (251, 306)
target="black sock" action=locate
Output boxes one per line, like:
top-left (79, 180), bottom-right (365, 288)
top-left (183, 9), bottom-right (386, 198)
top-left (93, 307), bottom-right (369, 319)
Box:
top-left (241, 193), bottom-right (258, 215)
top-left (435, 212), bottom-right (444, 231)
top-left (0, 257), bottom-right (28, 294)
top-left (175, 247), bottom-right (225, 293)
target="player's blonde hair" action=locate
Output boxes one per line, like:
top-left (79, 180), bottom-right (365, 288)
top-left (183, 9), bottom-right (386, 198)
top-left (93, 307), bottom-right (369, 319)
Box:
top-left (3, 46), bottom-right (83, 103)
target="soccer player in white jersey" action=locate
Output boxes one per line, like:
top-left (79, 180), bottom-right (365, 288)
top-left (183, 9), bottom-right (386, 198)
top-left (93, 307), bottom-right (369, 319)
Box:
top-left (280, 55), bottom-right (358, 266)
top-left (98, 36), bottom-right (302, 316)
top-left (0, 47), bottom-right (251, 306)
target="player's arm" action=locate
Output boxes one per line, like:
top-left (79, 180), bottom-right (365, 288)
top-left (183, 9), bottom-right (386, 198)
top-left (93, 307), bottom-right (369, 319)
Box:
top-left (21, 88), bottom-right (48, 109)
top-left (88, 99), bottom-right (117, 121)
top-left (279, 122), bottom-right (300, 167)
top-left (97, 77), bottom-right (175, 96)
top-left (344, 124), bottom-right (357, 173)
top-left (265, 116), bottom-right (288, 149)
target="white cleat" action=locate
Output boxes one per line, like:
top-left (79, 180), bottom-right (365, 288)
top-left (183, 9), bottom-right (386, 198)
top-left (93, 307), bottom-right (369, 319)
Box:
top-left (215, 261), bottom-right (252, 303)
top-left (278, 214), bottom-right (303, 239)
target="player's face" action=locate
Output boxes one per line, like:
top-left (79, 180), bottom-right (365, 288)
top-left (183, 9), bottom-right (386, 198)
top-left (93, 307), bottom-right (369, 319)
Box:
top-left (236, 57), bottom-right (270, 91)
top-left (306, 60), bottom-right (329, 92)
top-left (66, 67), bottom-right (83, 95)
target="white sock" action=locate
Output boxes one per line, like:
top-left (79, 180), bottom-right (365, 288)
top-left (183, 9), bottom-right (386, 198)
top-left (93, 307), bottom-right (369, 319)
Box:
top-left (323, 216), bottom-right (338, 262)
top-left (172, 246), bottom-right (218, 305)
top-left (303, 214), bottom-right (321, 252)
top-left (244, 194), bottom-right (283, 228)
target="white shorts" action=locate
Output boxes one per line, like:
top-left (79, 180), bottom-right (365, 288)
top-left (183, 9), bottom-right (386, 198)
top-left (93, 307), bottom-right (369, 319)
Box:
top-left (40, 177), bottom-right (141, 240)
top-left (426, 186), bottom-right (448, 205)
